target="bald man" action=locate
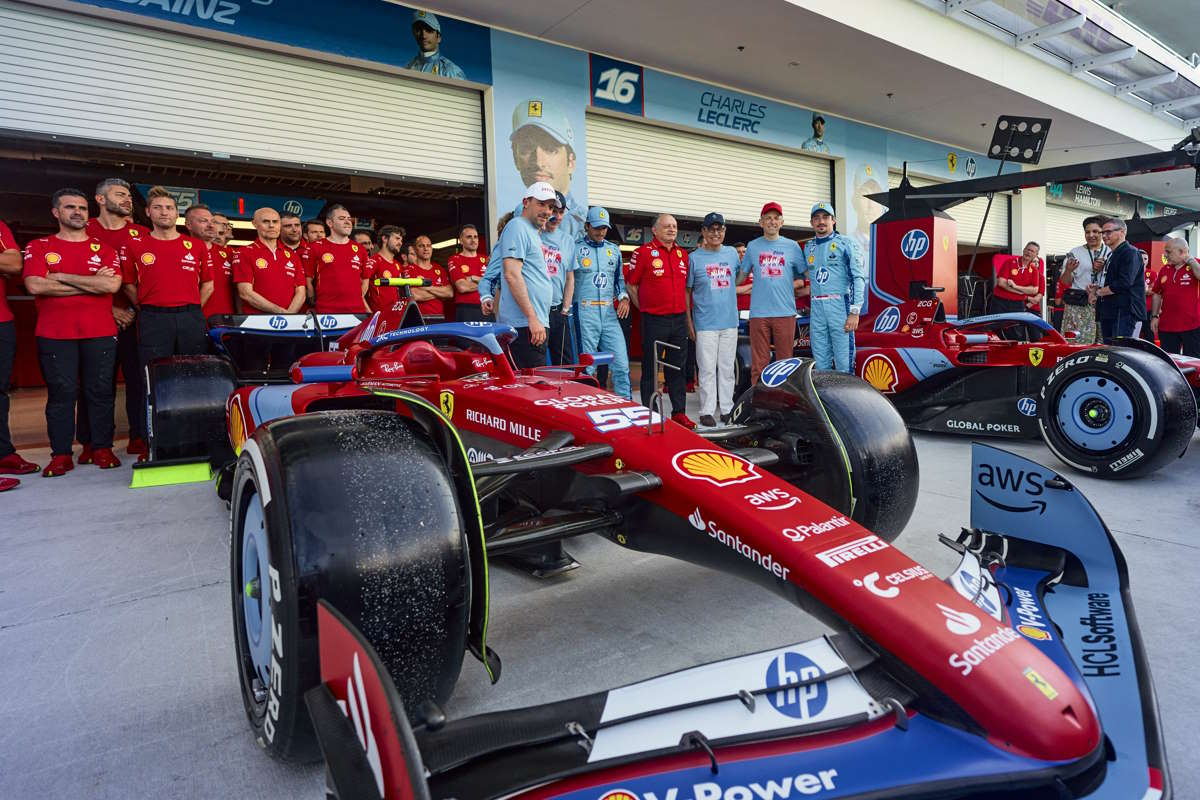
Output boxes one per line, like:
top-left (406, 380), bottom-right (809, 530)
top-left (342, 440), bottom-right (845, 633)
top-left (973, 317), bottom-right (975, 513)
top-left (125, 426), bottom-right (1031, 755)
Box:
top-left (233, 207), bottom-right (306, 314)
top-left (1151, 238), bottom-right (1200, 356)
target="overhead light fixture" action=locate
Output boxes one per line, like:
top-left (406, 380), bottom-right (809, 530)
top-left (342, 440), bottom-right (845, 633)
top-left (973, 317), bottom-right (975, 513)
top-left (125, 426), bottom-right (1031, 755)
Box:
top-left (619, 244), bottom-right (638, 252)
top-left (431, 238), bottom-right (457, 249)
top-left (228, 239), bottom-right (255, 247)
top-left (173, 216), bottom-right (256, 229)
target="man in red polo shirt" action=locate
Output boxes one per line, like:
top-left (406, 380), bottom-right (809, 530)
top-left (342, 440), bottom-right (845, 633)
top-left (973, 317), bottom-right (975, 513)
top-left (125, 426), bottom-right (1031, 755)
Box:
top-left (233, 208), bottom-right (306, 314)
top-left (186, 204), bottom-right (236, 318)
top-left (85, 177), bottom-right (149, 458)
top-left (306, 205), bottom-right (371, 313)
top-left (121, 186), bottom-right (210, 372)
top-left (989, 241), bottom-right (1045, 316)
top-left (627, 213), bottom-right (693, 428)
top-left (366, 225), bottom-right (406, 313)
top-left (23, 189), bottom-right (124, 476)
top-left (1151, 238), bottom-right (1200, 356)
top-left (449, 224), bottom-right (489, 323)
top-left (404, 234), bottom-right (453, 321)
top-left (0, 219), bottom-right (39, 486)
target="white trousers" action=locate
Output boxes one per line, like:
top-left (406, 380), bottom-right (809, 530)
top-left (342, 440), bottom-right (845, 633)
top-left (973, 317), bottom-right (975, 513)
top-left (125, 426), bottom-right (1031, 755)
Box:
top-left (695, 327), bottom-right (738, 417)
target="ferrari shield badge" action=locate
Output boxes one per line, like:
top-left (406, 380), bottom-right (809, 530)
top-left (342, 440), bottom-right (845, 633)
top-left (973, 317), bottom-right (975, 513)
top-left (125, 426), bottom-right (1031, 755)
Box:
top-left (439, 390), bottom-right (454, 419)
top-left (1028, 347), bottom-right (1044, 367)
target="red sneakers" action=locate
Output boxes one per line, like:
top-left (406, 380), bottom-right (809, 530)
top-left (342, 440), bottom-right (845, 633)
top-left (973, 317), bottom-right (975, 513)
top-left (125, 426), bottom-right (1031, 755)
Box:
top-left (0, 476), bottom-right (18, 491)
top-left (77, 445), bottom-right (94, 465)
top-left (671, 412), bottom-right (697, 430)
top-left (126, 437), bottom-right (148, 456)
top-left (42, 455), bottom-right (75, 477)
top-left (92, 448), bottom-right (122, 469)
top-left (0, 453), bottom-right (39, 475)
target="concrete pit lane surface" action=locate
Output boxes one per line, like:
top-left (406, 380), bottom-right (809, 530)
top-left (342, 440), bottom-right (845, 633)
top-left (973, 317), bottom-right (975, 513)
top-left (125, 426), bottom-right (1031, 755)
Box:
top-left (1, 419), bottom-right (1197, 798)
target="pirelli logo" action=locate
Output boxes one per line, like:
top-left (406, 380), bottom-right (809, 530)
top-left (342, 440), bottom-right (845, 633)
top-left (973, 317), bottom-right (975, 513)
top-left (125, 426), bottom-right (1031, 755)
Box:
top-left (816, 535), bottom-right (888, 567)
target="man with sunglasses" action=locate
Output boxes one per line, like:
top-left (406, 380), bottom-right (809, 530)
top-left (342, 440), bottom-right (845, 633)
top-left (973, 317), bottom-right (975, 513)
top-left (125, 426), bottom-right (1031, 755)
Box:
top-left (1090, 217), bottom-right (1146, 342)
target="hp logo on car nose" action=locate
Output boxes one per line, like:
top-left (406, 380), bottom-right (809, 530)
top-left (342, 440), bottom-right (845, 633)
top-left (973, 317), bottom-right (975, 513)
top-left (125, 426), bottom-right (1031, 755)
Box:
top-left (269, 315), bottom-right (288, 330)
top-left (900, 229), bottom-right (930, 260)
top-left (765, 651), bottom-right (828, 719)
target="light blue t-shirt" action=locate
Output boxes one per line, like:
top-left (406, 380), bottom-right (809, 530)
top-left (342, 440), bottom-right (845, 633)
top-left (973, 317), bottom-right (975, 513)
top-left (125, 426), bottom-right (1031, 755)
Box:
top-left (738, 237), bottom-right (807, 318)
top-left (495, 216), bottom-right (551, 328)
top-left (540, 227), bottom-right (576, 306)
top-left (687, 246), bottom-right (740, 331)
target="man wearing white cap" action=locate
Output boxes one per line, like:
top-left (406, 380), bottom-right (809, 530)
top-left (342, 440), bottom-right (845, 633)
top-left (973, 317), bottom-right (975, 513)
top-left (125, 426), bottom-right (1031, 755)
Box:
top-left (803, 202), bottom-right (866, 373)
top-left (493, 181), bottom-right (557, 367)
top-left (573, 206), bottom-right (631, 397)
top-left (406, 11), bottom-right (465, 80)
top-left (510, 98), bottom-right (585, 239)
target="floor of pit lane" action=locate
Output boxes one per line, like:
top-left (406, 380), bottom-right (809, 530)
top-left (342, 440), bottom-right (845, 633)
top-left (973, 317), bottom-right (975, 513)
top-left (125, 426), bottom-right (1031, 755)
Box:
top-left (1, 404), bottom-right (1197, 798)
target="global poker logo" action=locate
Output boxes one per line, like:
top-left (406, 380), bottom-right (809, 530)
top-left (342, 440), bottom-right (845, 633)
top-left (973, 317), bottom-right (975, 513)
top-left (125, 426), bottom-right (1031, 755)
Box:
top-left (765, 651), bottom-right (827, 720)
top-left (760, 358), bottom-right (803, 387)
top-left (872, 306), bottom-right (901, 333)
top-left (900, 229), bottom-right (930, 260)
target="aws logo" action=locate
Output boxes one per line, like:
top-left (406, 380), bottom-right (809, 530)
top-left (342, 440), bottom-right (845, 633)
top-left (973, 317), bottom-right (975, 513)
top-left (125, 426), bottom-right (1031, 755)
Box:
top-left (975, 462), bottom-right (1046, 514)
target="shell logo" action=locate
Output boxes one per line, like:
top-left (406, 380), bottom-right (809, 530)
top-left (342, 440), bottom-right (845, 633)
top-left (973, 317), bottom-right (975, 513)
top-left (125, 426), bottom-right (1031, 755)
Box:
top-left (598, 791), bottom-right (638, 800)
top-left (862, 354), bottom-right (898, 393)
top-left (230, 400), bottom-right (247, 455)
top-left (44, 252), bottom-right (62, 265)
top-left (322, 252), bottom-right (335, 263)
top-left (652, 258), bottom-right (663, 268)
top-left (382, 270), bottom-right (392, 279)
top-left (672, 449), bottom-right (760, 487)
top-left (255, 258), bottom-right (269, 269)
top-left (1018, 624), bottom-right (1051, 641)
top-left (140, 252), bottom-right (156, 265)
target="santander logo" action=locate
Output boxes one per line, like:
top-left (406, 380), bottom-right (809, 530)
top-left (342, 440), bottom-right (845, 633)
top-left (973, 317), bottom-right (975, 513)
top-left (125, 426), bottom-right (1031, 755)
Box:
top-left (938, 603), bottom-right (982, 636)
top-left (337, 653), bottom-right (384, 796)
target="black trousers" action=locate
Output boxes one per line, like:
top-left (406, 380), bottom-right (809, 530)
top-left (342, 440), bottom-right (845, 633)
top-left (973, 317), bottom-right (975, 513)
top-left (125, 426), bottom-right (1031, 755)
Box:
top-left (509, 326), bottom-right (548, 369)
top-left (639, 312), bottom-right (688, 414)
top-left (548, 306), bottom-right (576, 366)
top-left (137, 305), bottom-right (207, 370)
top-left (1159, 327), bottom-right (1200, 357)
top-left (0, 321), bottom-right (15, 459)
top-left (455, 304), bottom-right (489, 323)
top-left (78, 320), bottom-right (142, 444)
top-left (39, 336), bottom-right (117, 455)
top-left (1100, 309), bottom-right (1143, 342)
top-left (987, 296), bottom-right (1027, 315)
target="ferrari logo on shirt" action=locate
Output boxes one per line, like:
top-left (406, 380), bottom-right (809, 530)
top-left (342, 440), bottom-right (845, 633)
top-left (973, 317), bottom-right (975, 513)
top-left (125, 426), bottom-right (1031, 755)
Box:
top-left (675, 250), bottom-right (682, 258)
top-left (322, 252), bottom-right (335, 263)
top-left (351, 244), bottom-right (359, 252)
top-left (255, 258), bottom-right (268, 269)
top-left (480, 256), bottom-right (487, 264)
top-left (183, 240), bottom-right (192, 250)
top-left (140, 252), bottom-right (156, 265)
top-left (90, 243), bottom-right (101, 252)
top-left (830, 242), bottom-right (836, 252)
top-left (129, 228), bottom-right (140, 237)
top-left (528, 100), bottom-right (543, 117)
top-left (45, 252), bottom-right (61, 265)
top-left (808, 255), bottom-right (815, 265)
top-left (1028, 347), bottom-right (1044, 367)
top-left (439, 390), bottom-right (454, 419)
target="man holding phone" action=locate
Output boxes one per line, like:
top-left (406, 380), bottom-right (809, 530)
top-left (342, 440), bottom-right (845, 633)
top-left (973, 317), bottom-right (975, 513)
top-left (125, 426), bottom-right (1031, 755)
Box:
top-left (1058, 215), bottom-right (1108, 344)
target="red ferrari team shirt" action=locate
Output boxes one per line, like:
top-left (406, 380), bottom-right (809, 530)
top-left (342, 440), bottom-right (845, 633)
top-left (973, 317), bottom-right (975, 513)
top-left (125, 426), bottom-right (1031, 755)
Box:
top-left (233, 240), bottom-right (304, 313)
top-left (366, 254), bottom-right (404, 312)
top-left (628, 239), bottom-right (689, 315)
top-left (403, 261), bottom-right (450, 319)
top-left (202, 243), bottom-right (236, 317)
top-left (121, 234), bottom-right (208, 307)
top-left (0, 220), bottom-right (18, 323)
top-left (22, 236), bottom-right (120, 339)
top-left (309, 239), bottom-right (370, 313)
top-left (1153, 263), bottom-right (1200, 332)
top-left (993, 256), bottom-right (1045, 303)
top-left (448, 253), bottom-right (488, 306)
top-left (85, 219), bottom-right (149, 311)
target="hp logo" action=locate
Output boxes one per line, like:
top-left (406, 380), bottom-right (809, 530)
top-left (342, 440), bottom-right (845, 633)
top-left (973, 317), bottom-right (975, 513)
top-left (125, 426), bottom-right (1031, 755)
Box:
top-left (761, 358), bottom-right (803, 387)
top-left (268, 315), bottom-right (288, 330)
top-left (592, 272), bottom-right (609, 289)
top-left (283, 200), bottom-right (303, 215)
top-left (319, 315), bottom-right (338, 329)
top-left (1017, 397), bottom-right (1038, 417)
top-left (765, 651), bottom-right (827, 720)
top-left (873, 306), bottom-right (901, 333)
top-left (900, 229), bottom-right (930, 261)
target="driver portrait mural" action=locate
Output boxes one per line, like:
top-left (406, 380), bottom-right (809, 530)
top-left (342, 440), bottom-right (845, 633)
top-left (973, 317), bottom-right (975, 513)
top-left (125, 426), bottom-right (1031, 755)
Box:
top-left (405, 10), bottom-right (466, 80)
top-left (801, 112), bottom-right (832, 154)
top-left (510, 98), bottom-right (586, 239)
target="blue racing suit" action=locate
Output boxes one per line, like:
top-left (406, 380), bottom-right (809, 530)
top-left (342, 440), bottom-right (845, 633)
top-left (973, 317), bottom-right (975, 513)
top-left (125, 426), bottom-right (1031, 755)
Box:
top-left (573, 236), bottom-right (630, 398)
top-left (802, 233), bottom-right (866, 372)
top-left (405, 51), bottom-right (466, 80)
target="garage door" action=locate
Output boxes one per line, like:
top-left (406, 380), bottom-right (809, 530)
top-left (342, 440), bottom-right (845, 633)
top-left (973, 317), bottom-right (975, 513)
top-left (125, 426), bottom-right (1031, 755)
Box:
top-left (1042, 204), bottom-right (1094, 257)
top-left (889, 170), bottom-right (1010, 248)
top-left (587, 113), bottom-right (831, 224)
top-left (0, 1), bottom-right (484, 185)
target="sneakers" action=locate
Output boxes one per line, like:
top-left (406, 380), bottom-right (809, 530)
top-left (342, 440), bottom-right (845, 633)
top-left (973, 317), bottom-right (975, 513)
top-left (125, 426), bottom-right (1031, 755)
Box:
top-left (720, 413), bottom-right (732, 425)
top-left (671, 412), bottom-right (696, 430)
top-left (0, 453), bottom-right (39, 475)
top-left (686, 381), bottom-right (696, 393)
top-left (0, 476), bottom-right (18, 491)
top-left (699, 414), bottom-right (717, 428)
top-left (77, 445), bottom-right (93, 465)
top-left (92, 448), bottom-right (122, 469)
top-left (42, 455), bottom-right (75, 478)
top-left (126, 437), bottom-right (148, 456)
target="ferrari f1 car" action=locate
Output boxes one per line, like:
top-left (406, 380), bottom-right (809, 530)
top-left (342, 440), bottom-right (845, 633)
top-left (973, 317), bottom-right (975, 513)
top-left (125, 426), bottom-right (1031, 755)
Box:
top-left (140, 281), bottom-right (1167, 798)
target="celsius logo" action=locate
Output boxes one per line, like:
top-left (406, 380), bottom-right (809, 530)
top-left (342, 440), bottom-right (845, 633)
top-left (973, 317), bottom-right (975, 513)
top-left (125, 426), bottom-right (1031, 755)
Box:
top-left (760, 358), bottom-right (803, 387)
top-left (765, 651), bottom-right (827, 720)
top-left (900, 229), bottom-right (930, 260)
top-left (938, 603), bottom-right (982, 635)
top-left (1016, 397), bottom-right (1038, 417)
top-left (268, 315), bottom-right (288, 330)
top-left (873, 306), bottom-right (901, 333)
top-left (855, 572), bottom-right (899, 598)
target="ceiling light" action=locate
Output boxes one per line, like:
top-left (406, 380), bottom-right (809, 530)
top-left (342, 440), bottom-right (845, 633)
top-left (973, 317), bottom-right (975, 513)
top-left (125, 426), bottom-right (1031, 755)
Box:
top-left (431, 238), bottom-right (457, 249)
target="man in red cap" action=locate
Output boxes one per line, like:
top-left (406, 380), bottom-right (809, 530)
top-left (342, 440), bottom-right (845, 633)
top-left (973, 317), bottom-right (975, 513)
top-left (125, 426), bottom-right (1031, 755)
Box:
top-left (628, 213), bottom-right (693, 428)
top-left (736, 202), bottom-right (807, 384)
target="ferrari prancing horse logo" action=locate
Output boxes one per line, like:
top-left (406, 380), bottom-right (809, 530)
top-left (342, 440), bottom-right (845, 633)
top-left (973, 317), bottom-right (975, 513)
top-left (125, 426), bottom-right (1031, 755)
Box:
top-left (1028, 347), bottom-right (1044, 367)
top-left (439, 390), bottom-right (454, 419)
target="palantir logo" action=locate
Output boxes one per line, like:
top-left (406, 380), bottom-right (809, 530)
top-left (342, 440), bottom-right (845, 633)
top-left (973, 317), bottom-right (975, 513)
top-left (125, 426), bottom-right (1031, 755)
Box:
top-left (760, 358), bottom-right (803, 387)
top-left (765, 651), bottom-right (827, 720)
top-left (1016, 397), bottom-right (1037, 417)
top-left (900, 229), bottom-right (930, 260)
top-left (269, 315), bottom-right (288, 330)
top-left (873, 306), bottom-right (901, 333)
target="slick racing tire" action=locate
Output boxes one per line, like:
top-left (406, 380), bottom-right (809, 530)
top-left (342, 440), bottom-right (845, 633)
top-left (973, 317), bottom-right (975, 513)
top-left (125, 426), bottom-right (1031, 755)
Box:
top-left (230, 411), bottom-right (470, 763)
top-left (144, 355), bottom-right (236, 465)
top-left (1038, 346), bottom-right (1196, 479)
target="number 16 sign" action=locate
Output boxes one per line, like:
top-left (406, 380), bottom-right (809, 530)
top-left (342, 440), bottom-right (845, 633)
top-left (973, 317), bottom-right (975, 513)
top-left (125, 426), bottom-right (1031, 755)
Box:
top-left (590, 54), bottom-right (644, 115)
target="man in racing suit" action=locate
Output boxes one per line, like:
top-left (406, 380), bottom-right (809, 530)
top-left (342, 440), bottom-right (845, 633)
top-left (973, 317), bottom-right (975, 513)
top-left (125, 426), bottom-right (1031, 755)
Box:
top-left (802, 202), bottom-right (865, 373)
top-left (573, 206), bottom-right (631, 398)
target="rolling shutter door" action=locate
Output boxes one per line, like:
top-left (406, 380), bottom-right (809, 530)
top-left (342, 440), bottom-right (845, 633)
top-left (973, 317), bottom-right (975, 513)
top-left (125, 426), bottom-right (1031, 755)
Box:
top-left (587, 113), bottom-right (830, 224)
top-left (0, 0), bottom-right (484, 185)
top-left (889, 170), bottom-right (1010, 248)
top-left (1042, 204), bottom-right (1092, 257)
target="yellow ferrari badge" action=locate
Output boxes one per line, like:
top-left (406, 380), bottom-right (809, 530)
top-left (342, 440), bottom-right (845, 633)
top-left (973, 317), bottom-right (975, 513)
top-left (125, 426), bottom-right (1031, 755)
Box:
top-left (1028, 347), bottom-right (1044, 367)
top-left (528, 100), bottom-right (543, 118)
top-left (439, 390), bottom-right (454, 419)
top-left (948, 152), bottom-right (958, 173)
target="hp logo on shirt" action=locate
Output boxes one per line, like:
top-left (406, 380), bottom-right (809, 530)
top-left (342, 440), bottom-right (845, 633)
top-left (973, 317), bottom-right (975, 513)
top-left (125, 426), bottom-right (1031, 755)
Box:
top-left (873, 306), bottom-right (901, 333)
top-left (765, 651), bottom-right (828, 720)
top-left (269, 315), bottom-right (288, 330)
top-left (592, 272), bottom-right (609, 289)
top-left (900, 229), bottom-right (930, 261)
top-left (1016, 397), bottom-right (1038, 417)
top-left (760, 357), bottom-right (804, 387)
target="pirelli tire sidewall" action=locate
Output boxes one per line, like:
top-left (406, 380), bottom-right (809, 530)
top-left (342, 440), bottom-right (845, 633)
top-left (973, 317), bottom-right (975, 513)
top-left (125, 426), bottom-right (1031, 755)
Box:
top-left (229, 411), bottom-right (471, 763)
top-left (145, 355), bottom-right (236, 464)
top-left (1037, 347), bottom-right (1195, 479)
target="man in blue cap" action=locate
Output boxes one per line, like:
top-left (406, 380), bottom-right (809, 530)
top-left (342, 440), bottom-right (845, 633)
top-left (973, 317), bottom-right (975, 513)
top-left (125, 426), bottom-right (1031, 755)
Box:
top-left (803, 201), bottom-right (866, 373)
top-left (573, 206), bottom-right (631, 397)
top-left (510, 98), bottom-right (585, 240)
top-left (687, 212), bottom-right (740, 426)
top-left (406, 11), bottom-right (466, 80)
